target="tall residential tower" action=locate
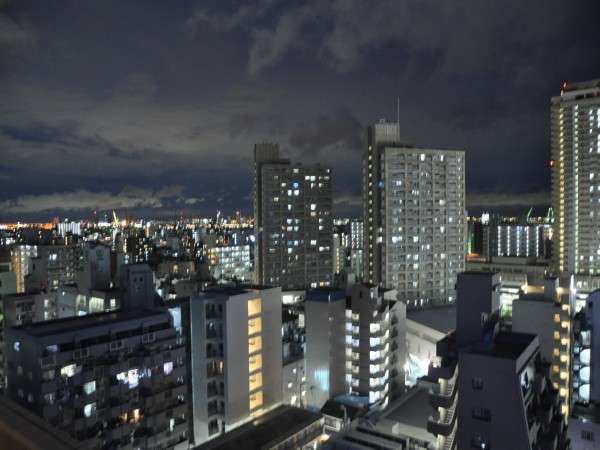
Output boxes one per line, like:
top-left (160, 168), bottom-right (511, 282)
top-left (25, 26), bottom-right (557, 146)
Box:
top-left (253, 143), bottom-right (333, 289)
top-left (552, 79), bottom-right (600, 275)
top-left (363, 121), bottom-right (466, 308)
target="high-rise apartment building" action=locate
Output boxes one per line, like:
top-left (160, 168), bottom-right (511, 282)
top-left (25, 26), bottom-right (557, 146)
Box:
top-left (10, 245), bottom-right (37, 294)
top-left (363, 121), bottom-right (466, 307)
top-left (552, 79), bottom-right (600, 275)
top-left (350, 220), bottom-right (364, 283)
top-left (253, 143), bottom-right (333, 289)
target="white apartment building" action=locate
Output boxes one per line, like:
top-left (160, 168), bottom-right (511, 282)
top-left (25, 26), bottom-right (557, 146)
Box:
top-left (346, 284), bottom-right (406, 409)
top-left (304, 289), bottom-right (346, 410)
top-left (363, 122), bottom-right (466, 308)
top-left (189, 286), bottom-right (282, 445)
top-left (551, 79), bottom-right (600, 275)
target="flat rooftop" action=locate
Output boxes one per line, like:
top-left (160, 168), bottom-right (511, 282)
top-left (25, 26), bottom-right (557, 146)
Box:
top-left (200, 285), bottom-right (278, 298)
top-left (407, 306), bottom-right (456, 334)
top-left (305, 288), bottom-right (346, 302)
top-left (470, 331), bottom-right (537, 360)
top-left (382, 387), bottom-right (431, 429)
top-left (12, 309), bottom-right (166, 338)
top-left (0, 396), bottom-right (81, 449)
top-left (194, 406), bottom-right (322, 450)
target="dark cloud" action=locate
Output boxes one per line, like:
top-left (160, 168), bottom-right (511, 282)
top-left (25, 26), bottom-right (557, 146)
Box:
top-left (288, 109), bottom-right (363, 156)
top-left (1, 0), bottom-right (599, 219)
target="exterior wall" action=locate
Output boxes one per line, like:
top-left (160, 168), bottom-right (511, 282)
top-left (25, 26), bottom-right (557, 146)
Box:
top-left (486, 224), bottom-right (549, 259)
top-left (193, 287), bottom-right (282, 445)
top-left (75, 244), bottom-right (111, 293)
top-left (257, 161), bottom-right (333, 289)
top-left (206, 245), bottom-right (251, 282)
top-left (282, 358), bottom-right (306, 408)
top-left (26, 246), bottom-right (76, 293)
top-left (382, 148), bottom-right (465, 308)
top-left (457, 351), bottom-right (534, 450)
top-left (347, 284), bottom-right (406, 407)
top-left (4, 311), bottom-right (188, 449)
top-left (551, 80), bottom-right (600, 275)
top-left (569, 416), bottom-right (600, 450)
top-left (10, 245), bottom-right (37, 294)
top-left (363, 122), bottom-right (402, 286)
top-left (0, 271), bottom-right (17, 297)
top-left (305, 292), bottom-right (346, 410)
top-left (512, 292), bottom-right (572, 415)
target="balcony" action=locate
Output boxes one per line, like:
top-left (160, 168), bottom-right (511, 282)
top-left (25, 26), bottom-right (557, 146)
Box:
top-left (427, 402), bottom-right (457, 437)
top-left (428, 362), bottom-right (457, 381)
top-left (429, 379), bottom-right (457, 409)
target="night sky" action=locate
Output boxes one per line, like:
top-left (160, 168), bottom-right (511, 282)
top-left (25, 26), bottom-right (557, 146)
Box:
top-left (1, 0), bottom-right (600, 220)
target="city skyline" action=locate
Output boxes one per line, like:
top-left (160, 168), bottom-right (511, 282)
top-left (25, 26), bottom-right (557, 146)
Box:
top-left (2, 1), bottom-right (600, 220)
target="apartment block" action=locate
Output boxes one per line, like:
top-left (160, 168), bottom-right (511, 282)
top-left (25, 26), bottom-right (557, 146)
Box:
top-left (206, 245), bottom-right (251, 283)
top-left (189, 286), bottom-right (282, 444)
top-left (551, 79), bottom-right (600, 275)
top-left (346, 284), bottom-right (406, 408)
top-left (363, 121), bottom-right (466, 308)
top-left (512, 277), bottom-right (575, 417)
top-left (10, 245), bottom-right (37, 294)
top-left (304, 288), bottom-right (346, 410)
top-left (254, 143), bottom-right (333, 289)
top-left (4, 309), bottom-right (188, 450)
top-left (427, 272), bottom-right (569, 450)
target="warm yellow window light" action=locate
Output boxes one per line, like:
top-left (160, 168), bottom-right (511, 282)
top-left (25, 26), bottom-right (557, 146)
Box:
top-left (249, 354), bottom-right (262, 373)
top-left (249, 390), bottom-right (263, 410)
top-left (249, 372), bottom-right (263, 391)
top-left (248, 298), bottom-right (262, 317)
top-left (248, 336), bottom-right (262, 354)
top-left (248, 317), bottom-right (262, 335)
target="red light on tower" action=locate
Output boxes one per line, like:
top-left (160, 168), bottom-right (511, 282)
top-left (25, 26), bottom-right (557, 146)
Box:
top-left (549, 159), bottom-right (555, 168)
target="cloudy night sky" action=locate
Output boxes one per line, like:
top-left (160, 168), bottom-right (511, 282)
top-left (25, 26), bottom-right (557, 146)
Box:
top-left (1, 0), bottom-right (599, 221)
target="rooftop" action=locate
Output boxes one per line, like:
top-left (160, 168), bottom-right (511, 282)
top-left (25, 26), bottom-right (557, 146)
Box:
top-left (200, 285), bottom-right (278, 299)
top-left (12, 308), bottom-right (167, 338)
top-left (0, 397), bottom-right (81, 450)
top-left (321, 399), bottom-right (365, 421)
top-left (382, 387), bottom-right (432, 429)
top-left (407, 306), bottom-right (456, 334)
top-left (194, 406), bottom-right (322, 450)
top-left (470, 331), bottom-right (537, 360)
top-left (306, 288), bottom-right (346, 303)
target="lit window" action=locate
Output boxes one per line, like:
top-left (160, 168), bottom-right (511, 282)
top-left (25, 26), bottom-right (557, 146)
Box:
top-left (249, 390), bottom-right (263, 410)
top-left (248, 298), bottom-right (261, 316)
top-left (83, 380), bottom-right (96, 395)
top-left (84, 402), bottom-right (96, 417)
top-left (60, 364), bottom-right (81, 378)
top-left (248, 317), bottom-right (262, 335)
top-left (248, 336), bottom-right (262, 354)
top-left (249, 372), bottom-right (263, 391)
top-left (249, 354), bottom-right (262, 373)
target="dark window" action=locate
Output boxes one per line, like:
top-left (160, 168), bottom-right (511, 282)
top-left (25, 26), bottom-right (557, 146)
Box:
top-left (582, 430), bottom-right (595, 441)
top-left (472, 407), bottom-right (492, 422)
top-left (472, 377), bottom-right (484, 390)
